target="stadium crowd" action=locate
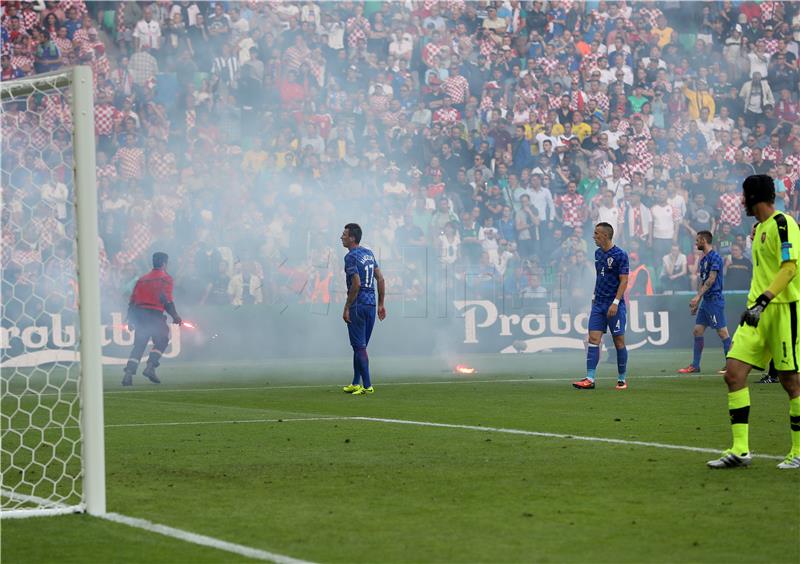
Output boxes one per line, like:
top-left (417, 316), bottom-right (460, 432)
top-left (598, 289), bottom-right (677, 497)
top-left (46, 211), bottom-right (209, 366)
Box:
top-left (2, 0), bottom-right (800, 314)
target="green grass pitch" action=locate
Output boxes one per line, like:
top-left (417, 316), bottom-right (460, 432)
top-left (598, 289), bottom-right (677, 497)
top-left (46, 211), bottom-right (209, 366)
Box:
top-left (2, 349), bottom-right (799, 563)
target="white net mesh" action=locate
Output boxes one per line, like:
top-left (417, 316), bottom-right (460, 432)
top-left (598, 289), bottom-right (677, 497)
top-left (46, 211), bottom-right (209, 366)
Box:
top-left (1, 71), bottom-right (85, 515)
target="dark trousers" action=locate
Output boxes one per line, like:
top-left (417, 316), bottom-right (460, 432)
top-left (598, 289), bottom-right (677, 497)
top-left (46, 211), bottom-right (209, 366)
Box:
top-left (128, 308), bottom-right (170, 367)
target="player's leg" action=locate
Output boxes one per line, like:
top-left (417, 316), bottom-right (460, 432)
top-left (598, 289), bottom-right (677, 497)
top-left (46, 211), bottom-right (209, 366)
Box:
top-left (609, 301), bottom-right (628, 388)
top-left (143, 316), bottom-right (169, 384)
top-left (717, 327), bottom-right (732, 356)
top-left (707, 358), bottom-right (754, 468)
top-left (712, 300), bottom-right (732, 373)
top-left (344, 306), bottom-right (364, 392)
top-left (715, 327), bottom-right (732, 373)
top-left (573, 303), bottom-right (604, 388)
top-left (776, 370), bottom-right (800, 469)
top-left (756, 360), bottom-right (780, 383)
top-left (612, 334), bottom-right (627, 389)
top-left (686, 323), bottom-right (707, 373)
top-left (708, 322), bottom-right (768, 468)
top-left (355, 305), bottom-right (376, 391)
top-left (766, 302), bottom-right (800, 468)
top-left (680, 304), bottom-right (709, 373)
top-left (123, 329), bottom-right (150, 386)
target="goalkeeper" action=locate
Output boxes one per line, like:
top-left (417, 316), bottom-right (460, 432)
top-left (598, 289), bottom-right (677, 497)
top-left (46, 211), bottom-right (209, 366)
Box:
top-left (122, 252), bottom-right (182, 386)
top-left (707, 175), bottom-right (800, 470)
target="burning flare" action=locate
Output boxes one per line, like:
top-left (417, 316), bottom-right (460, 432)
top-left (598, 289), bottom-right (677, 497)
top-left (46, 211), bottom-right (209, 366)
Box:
top-left (454, 364), bottom-right (477, 375)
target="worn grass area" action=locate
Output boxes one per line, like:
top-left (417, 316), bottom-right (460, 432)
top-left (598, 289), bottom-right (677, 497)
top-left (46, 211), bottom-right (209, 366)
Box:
top-left (3, 350), bottom-right (799, 563)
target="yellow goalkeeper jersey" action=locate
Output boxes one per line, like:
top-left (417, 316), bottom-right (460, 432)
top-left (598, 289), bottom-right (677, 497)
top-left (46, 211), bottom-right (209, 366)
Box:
top-left (750, 211), bottom-right (800, 304)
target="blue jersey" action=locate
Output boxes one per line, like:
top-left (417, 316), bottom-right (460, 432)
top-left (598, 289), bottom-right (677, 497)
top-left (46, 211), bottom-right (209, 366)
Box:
top-left (594, 245), bottom-right (629, 302)
top-left (698, 250), bottom-right (724, 301)
top-left (344, 247), bottom-right (379, 306)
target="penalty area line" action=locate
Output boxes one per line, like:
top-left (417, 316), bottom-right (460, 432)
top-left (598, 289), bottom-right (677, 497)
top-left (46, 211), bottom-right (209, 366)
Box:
top-left (101, 512), bottom-right (316, 564)
top-left (350, 416), bottom-right (785, 461)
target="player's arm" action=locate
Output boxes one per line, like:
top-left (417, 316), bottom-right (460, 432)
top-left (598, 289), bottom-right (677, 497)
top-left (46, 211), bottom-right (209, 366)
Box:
top-left (607, 274), bottom-right (628, 318)
top-left (343, 273), bottom-right (360, 324)
top-left (375, 267), bottom-right (387, 321)
top-left (763, 261), bottom-right (798, 300)
top-left (164, 301), bottom-right (182, 325)
top-left (690, 269), bottom-right (717, 313)
top-left (126, 281), bottom-right (140, 330)
top-left (161, 277), bottom-right (182, 325)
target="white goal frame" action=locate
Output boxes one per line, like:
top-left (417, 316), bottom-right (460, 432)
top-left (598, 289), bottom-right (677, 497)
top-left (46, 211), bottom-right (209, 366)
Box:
top-left (1, 66), bottom-right (106, 518)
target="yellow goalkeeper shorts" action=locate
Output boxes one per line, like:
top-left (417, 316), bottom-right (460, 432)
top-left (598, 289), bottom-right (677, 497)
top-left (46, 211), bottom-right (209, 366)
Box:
top-left (728, 301), bottom-right (800, 372)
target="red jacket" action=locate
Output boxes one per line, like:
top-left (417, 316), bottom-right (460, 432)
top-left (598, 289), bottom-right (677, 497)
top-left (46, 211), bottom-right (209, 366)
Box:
top-left (130, 268), bottom-right (174, 312)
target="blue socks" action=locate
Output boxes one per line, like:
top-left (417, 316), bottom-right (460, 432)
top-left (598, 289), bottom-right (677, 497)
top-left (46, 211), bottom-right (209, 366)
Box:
top-left (586, 343), bottom-right (600, 381)
top-left (352, 352), bottom-right (361, 386)
top-left (355, 348), bottom-right (371, 388)
top-left (722, 336), bottom-right (732, 357)
top-left (616, 346), bottom-right (628, 381)
top-left (692, 336), bottom-right (704, 369)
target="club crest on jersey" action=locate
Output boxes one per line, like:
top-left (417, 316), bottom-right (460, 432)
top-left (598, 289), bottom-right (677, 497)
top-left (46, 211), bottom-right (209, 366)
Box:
top-left (607, 257), bottom-right (614, 267)
top-left (761, 232), bottom-right (767, 243)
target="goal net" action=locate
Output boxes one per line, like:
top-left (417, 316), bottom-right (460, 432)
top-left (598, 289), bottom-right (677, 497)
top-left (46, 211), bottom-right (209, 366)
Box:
top-left (1, 67), bottom-right (106, 518)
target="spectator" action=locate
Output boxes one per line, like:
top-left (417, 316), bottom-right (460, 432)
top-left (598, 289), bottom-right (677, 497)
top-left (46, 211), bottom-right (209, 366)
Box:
top-left (593, 190), bottom-right (621, 239)
top-left (133, 7), bottom-right (161, 52)
top-left (3, 0), bottom-right (799, 313)
top-left (684, 192), bottom-right (717, 240)
top-left (660, 244), bottom-right (689, 293)
top-left (206, 3), bottom-right (231, 51)
top-left (740, 72), bottom-right (776, 127)
top-left (716, 222), bottom-right (737, 256)
top-left (717, 183), bottom-right (744, 234)
top-left (724, 243), bottom-right (753, 290)
top-left (626, 252), bottom-right (655, 298)
top-left (438, 221), bottom-right (460, 266)
top-left (520, 273), bottom-right (547, 300)
top-left (623, 191), bottom-right (652, 247)
top-left (128, 44), bottom-right (158, 87)
top-left (555, 180), bottom-right (586, 231)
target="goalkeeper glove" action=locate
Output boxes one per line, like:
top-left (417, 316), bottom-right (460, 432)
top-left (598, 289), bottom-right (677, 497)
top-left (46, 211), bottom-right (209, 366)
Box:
top-left (740, 293), bottom-right (771, 328)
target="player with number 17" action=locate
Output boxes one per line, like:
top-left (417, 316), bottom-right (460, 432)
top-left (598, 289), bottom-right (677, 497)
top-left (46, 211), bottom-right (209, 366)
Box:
top-left (340, 223), bottom-right (387, 396)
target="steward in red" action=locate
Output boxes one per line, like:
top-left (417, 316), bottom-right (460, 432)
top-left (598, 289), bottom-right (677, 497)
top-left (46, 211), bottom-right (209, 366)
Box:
top-left (122, 252), bottom-right (182, 386)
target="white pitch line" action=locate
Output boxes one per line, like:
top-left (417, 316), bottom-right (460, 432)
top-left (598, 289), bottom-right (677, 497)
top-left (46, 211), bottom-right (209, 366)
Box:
top-left (5, 417), bottom-right (349, 432)
top-left (101, 512), bottom-right (316, 564)
top-left (98, 413), bottom-right (788, 461)
top-left (350, 416), bottom-right (785, 460)
top-left (21, 373), bottom-right (702, 399)
top-left (105, 416), bottom-right (348, 429)
top-left (99, 373), bottom-right (688, 396)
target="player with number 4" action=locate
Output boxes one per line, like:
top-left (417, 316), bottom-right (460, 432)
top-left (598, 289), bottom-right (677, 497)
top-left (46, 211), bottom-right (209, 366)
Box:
top-left (573, 223), bottom-right (630, 390)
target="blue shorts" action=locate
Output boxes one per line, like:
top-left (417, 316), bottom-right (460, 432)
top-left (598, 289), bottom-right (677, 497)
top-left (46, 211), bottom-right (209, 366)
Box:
top-left (588, 300), bottom-right (626, 336)
top-left (347, 303), bottom-right (376, 349)
top-left (696, 298), bottom-right (727, 330)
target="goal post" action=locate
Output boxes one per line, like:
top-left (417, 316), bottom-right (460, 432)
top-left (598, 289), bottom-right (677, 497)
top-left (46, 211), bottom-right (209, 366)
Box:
top-left (1, 66), bottom-right (106, 518)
